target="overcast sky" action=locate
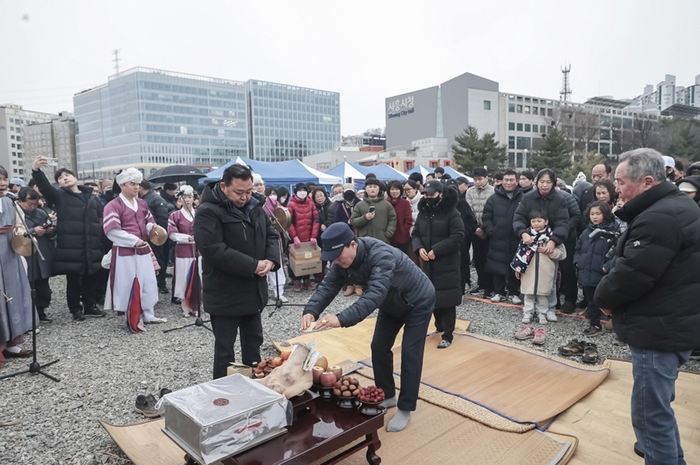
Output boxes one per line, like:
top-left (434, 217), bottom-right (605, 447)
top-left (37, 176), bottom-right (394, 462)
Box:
top-left (1, 0), bottom-right (698, 135)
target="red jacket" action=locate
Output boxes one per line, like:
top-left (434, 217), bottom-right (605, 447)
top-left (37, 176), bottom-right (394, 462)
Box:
top-left (387, 196), bottom-right (412, 246)
top-left (287, 195), bottom-right (319, 242)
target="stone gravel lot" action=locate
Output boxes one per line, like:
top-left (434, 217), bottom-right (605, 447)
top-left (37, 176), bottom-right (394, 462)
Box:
top-left (1, 273), bottom-right (698, 465)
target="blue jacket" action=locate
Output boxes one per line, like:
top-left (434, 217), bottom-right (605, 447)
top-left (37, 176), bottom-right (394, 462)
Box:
top-left (574, 221), bottom-right (620, 287)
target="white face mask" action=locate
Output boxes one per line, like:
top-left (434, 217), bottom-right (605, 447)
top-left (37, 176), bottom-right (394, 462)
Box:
top-left (269, 194), bottom-right (277, 201)
top-left (297, 191), bottom-right (308, 200)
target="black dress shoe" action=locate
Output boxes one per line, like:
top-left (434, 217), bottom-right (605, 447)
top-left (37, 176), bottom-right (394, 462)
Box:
top-left (560, 301), bottom-right (576, 314)
top-left (171, 297), bottom-right (182, 304)
top-left (633, 442), bottom-right (644, 458)
top-left (84, 306), bottom-right (106, 318)
top-left (38, 313), bottom-right (53, 323)
top-left (73, 311), bottom-right (86, 321)
top-left (159, 287), bottom-right (170, 294)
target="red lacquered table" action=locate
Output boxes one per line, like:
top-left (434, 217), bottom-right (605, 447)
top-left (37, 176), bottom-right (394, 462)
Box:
top-left (215, 394), bottom-right (385, 465)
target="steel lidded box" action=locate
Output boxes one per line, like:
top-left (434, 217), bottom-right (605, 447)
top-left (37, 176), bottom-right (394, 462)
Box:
top-left (158, 374), bottom-right (291, 465)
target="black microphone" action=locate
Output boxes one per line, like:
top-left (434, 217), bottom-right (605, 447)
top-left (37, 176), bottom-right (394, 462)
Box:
top-left (4, 191), bottom-right (19, 201)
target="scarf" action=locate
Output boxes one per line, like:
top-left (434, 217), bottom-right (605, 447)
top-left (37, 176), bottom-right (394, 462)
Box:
top-left (510, 225), bottom-right (552, 273)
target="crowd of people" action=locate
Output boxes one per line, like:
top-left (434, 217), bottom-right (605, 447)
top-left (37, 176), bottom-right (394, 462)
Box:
top-left (1, 150), bottom-right (699, 456)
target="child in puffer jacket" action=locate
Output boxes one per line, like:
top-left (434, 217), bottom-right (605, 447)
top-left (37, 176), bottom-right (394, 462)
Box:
top-left (574, 200), bottom-right (620, 337)
top-left (512, 210), bottom-right (567, 343)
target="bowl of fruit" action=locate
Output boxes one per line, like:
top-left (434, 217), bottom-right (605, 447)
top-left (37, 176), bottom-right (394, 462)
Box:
top-left (358, 386), bottom-right (386, 416)
top-left (332, 376), bottom-right (361, 409)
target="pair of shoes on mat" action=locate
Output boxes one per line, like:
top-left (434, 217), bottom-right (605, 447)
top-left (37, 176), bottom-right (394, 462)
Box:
top-left (558, 339), bottom-right (599, 363)
top-left (513, 326), bottom-right (545, 344)
top-left (134, 388), bottom-right (172, 418)
top-left (134, 394), bottom-right (160, 417)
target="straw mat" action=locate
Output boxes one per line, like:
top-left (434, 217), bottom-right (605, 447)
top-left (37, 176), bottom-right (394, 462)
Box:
top-left (360, 332), bottom-right (609, 430)
top-left (312, 372), bottom-right (576, 465)
top-left (273, 316), bottom-right (471, 366)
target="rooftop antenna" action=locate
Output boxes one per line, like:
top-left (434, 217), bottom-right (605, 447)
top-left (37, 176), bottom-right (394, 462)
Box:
top-left (112, 49), bottom-right (121, 75)
top-left (560, 64), bottom-right (572, 102)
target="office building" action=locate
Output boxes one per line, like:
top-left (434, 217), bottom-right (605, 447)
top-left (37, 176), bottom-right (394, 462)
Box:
top-left (248, 80), bottom-right (340, 162)
top-left (0, 104), bottom-right (56, 180)
top-left (22, 113), bottom-right (78, 181)
top-left (385, 71), bottom-right (697, 170)
top-left (73, 67), bottom-right (341, 179)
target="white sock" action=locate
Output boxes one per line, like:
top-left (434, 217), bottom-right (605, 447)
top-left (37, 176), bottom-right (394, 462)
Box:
top-left (386, 409), bottom-right (411, 432)
top-left (380, 396), bottom-right (397, 409)
top-left (5, 346), bottom-right (21, 354)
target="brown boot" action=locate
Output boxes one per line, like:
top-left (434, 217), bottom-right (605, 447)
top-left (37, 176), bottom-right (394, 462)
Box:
top-left (343, 285), bottom-right (355, 296)
top-left (355, 285), bottom-right (364, 296)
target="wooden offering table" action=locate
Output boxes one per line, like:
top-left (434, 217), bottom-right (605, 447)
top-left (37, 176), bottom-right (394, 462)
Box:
top-left (218, 394), bottom-right (385, 465)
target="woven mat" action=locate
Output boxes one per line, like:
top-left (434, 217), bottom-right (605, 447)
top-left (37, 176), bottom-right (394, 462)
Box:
top-left (273, 317), bottom-right (471, 366)
top-left (310, 371), bottom-right (576, 465)
top-left (360, 332), bottom-right (610, 430)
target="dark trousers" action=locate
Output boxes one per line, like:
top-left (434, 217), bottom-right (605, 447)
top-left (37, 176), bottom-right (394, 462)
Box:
top-left (95, 268), bottom-right (109, 305)
top-left (472, 235), bottom-right (492, 293)
top-left (152, 242), bottom-right (169, 289)
top-left (582, 286), bottom-right (602, 327)
top-left (33, 278), bottom-right (52, 311)
top-left (460, 238), bottom-right (472, 293)
top-left (433, 306), bottom-right (456, 343)
top-left (211, 313), bottom-right (264, 379)
top-left (559, 238), bottom-right (578, 303)
top-left (371, 302), bottom-right (433, 411)
top-left (66, 272), bottom-right (98, 314)
top-left (493, 269), bottom-right (520, 296)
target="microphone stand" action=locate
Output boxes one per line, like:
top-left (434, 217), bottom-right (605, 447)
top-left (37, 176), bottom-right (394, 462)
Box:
top-left (0, 198), bottom-right (60, 382)
top-left (266, 212), bottom-right (306, 317)
top-left (163, 209), bottom-right (210, 334)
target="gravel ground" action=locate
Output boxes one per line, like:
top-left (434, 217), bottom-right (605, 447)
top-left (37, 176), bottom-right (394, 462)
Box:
top-left (1, 271), bottom-right (698, 465)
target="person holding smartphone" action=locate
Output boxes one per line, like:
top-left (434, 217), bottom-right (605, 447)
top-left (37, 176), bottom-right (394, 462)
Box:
top-left (350, 177), bottom-right (396, 296)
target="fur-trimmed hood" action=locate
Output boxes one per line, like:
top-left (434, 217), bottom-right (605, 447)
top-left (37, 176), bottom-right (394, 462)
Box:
top-left (417, 184), bottom-right (459, 214)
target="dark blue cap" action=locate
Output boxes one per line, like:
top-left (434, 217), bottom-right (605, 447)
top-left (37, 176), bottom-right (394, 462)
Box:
top-left (320, 223), bottom-right (355, 261)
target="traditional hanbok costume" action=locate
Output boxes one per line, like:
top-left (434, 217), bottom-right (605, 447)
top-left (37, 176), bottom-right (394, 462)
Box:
top-left (0, 196), bottom-right (34, 364)
top-left (103, 171), bottom-right (165, 331)
top-left (168, 206), bottom-right (201, 315)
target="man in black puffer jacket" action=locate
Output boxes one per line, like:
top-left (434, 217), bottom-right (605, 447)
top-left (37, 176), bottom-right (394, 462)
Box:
top-left (302, 223), bottom-right (436, 433)
top-left (595, 148), bottom-right (700, 464)
top-left (482, 171), bottom-right (523, 303)
top-left (32, 156), bottom-right (105, 321)
top-left (194, 164), bottom-right (280, 379)
top-left (412, 181), bottom-right (464, 349)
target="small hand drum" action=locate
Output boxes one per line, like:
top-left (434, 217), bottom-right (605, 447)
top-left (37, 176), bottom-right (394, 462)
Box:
top-left (272, 206), bottom-right (291, 233)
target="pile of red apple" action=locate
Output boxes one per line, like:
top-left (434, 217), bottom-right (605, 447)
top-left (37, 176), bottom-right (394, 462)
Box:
top-left (358, 386), bottom-right (385, 404)
top-left (311, 362), bottom-right (344, 387)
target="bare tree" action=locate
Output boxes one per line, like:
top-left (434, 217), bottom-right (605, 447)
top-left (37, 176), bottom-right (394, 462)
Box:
top-left (545, 104), bottom-right (601, 160)
top-left (633, 115), bottom-right (661, 149)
